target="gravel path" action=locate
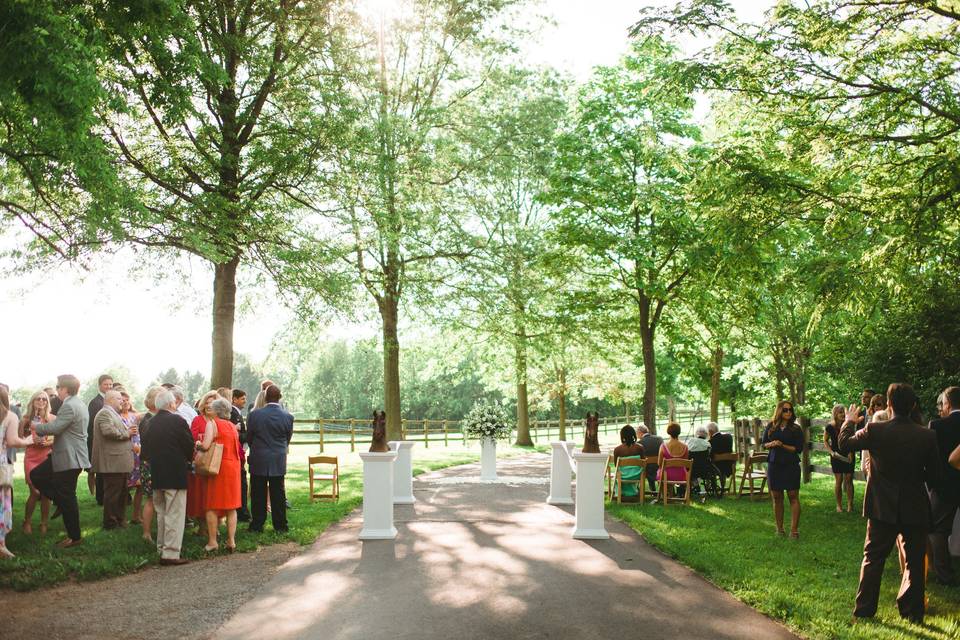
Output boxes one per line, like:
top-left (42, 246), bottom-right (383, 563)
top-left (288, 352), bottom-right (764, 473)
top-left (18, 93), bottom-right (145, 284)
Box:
top-left (3, 542), bottom-right (300, 640)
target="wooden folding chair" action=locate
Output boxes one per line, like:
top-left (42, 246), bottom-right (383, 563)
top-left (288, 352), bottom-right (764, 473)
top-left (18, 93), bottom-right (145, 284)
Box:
top-left (308, 455), bottom-right (340, 502)
top-left (712, 453), bottom-right (738, 496)
top-left (613, 457), bottom-right (647, 505)
top-left (659, 458), bottom-right (693, 506)
top-left (643, 459), bottom-right (659, 503)
top-left (737, 452), bottom-right (768, 500)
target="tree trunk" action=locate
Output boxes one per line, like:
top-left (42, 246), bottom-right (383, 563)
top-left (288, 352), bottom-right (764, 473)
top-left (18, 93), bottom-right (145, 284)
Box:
top-left (639, 299), bottom-right (657, 433)
top-left (210, 256), bottom-right (240, 388)
top-left (380, 295), bottom-right (403, 441)
top-left (514, 331), bottom-right (532, 446)
top-left (557, 367), bottom-right (567, 442)
top-left (710, 346), bottom-right (723, 422)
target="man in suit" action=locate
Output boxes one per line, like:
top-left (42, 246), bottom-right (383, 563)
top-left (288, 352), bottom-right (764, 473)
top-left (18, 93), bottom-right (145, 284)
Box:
top-left (247, 384), bottom-right (293, 533)
top-left (141, 389), bottom-right (194, 565)
top-left (928, 386), bottom-right (960, 585)
top-left (839, 382), bottom-right (942, 623)
top-left (231, 388), bottom-right (251, 522)
top-left (91, 390), bottom-right (135, 529)
top-left (31, 374), bottom-right (91, 548)
top-left (708, 422), bottom-right (735, 483)
top-left (637, 424), bottom-right (663, 495)
top-left (87, 374), bottom-right (113, 504)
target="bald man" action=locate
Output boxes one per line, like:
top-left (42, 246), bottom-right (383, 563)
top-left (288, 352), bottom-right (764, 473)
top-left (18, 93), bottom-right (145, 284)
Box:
top-left (91, 390), bottom-right (136, 529)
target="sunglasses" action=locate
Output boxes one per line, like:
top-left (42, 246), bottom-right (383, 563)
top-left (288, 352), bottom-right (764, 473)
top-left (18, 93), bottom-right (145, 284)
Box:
top-left (782, 407), bottom-right (794, 413)
top-left (37, 398), bottom-right (48, 403)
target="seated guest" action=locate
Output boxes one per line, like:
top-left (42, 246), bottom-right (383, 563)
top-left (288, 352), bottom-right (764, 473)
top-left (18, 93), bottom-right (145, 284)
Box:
top-left (91, 390), bottom-right (135, 529)
top-left (612, 425), bottom-right (645, 500)
top-left (657, 422), bottom-right (689, 491)
top-left (141, 389), bottom-right (194, 566)
top-left (707, 422), bottom-right (734, 479)
top-left (686, 425), bottom-right (711, 453)
top-left (197, 398), bottom-right (242, 552)
top-left (247, 385), bottom-right (293, 533)
top-left (638, 425), bottom-right (662, 494)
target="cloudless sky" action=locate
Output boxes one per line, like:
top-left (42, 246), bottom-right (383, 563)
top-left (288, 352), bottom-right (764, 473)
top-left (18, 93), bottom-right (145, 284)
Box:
top-left (1, 0), bottom-right (772, 392)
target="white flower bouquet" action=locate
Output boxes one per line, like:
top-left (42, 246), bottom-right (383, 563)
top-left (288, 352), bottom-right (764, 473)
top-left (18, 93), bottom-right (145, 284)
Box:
top-left (462, 400), bottom-right (514, 441)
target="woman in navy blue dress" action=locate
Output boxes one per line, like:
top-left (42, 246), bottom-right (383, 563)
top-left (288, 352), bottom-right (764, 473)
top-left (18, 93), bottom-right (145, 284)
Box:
top-left (762, 401), bottom-right (804, 538)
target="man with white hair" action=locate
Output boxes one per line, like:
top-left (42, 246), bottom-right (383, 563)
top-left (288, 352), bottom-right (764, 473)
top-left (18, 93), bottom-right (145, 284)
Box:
top-left (141, 389), bottom-right (195, 565)
top-left (91, 390), bottom-right (136, 529)
top-left (170, 386), bottom-right (198, 424)
top-left (687, 425), bottom-right (712, 453)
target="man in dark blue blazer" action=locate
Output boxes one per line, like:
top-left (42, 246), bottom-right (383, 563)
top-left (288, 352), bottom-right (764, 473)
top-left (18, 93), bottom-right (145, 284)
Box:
top-left (247, 384), bottom-right (293, 533)
top-left (929, 386), bottom-right (960, 586)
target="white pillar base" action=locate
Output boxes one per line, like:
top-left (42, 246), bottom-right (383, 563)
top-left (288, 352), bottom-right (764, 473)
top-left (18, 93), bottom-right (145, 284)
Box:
top-left (572, 451), bottom-right (610, 540)
top-left (359, 450), bottom-right (398, 540)
top-left (389, 440), bottom-right (416, 504)
top-left (480, 437), bottom-right (498, 482)
top-left (547, 441), bottom-right (575, 505)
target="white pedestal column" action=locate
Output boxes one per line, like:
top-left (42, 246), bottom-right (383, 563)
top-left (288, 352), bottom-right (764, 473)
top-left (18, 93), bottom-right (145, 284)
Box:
top-left (572, 451), bottom-right (610, 540)
top-left (388, 440), bottom-right (416, 504)
top-left (359, 450), bottom-right (398, 540)
top-left (547, 441), bottom-right (575, 505)
top-left (480, 437), bottom-right (498, 482)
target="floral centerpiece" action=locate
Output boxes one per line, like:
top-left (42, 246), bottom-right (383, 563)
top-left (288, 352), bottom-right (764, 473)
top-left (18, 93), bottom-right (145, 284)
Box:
top-left (462, 400), bottom-right (514, 442)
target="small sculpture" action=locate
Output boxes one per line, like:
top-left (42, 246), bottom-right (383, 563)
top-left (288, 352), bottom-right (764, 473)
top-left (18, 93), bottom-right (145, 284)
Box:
top-left (582, 412), bottom-right (601, 453)
top-left (369, 410), bottom-right (389, 452)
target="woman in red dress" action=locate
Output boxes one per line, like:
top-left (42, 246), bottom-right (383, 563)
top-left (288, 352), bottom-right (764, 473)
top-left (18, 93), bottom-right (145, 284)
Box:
top-left (197, 397), bottom-right (242, 552)
top-left (187, 390), bottom-right (221, 533)
top-left (19, 391), bottom-right (55, 534)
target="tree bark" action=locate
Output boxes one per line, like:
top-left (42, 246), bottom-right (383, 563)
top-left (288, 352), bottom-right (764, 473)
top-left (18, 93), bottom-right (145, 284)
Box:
top-left (557, 366), bottom-right (567, 441)
top-left (211, 256), bottom-right (240, 388)
top-left (710, 346), bottom-right (723, 422)
top-left (380, 294), bottom-right (403, 441)
top-left (514, 329), bottom-right (532, 446)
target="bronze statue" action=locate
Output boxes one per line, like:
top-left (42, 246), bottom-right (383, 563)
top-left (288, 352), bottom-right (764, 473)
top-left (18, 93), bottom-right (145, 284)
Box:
top-left (582, 412), bottom-right (601, 453)
top-left (369, 410), bottom-right (389, 452)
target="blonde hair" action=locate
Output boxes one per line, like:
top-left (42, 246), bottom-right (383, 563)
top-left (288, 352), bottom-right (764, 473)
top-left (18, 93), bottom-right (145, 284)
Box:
top-left (198, 390), bottom-right (222, 417)
top-left (19, 390), bottom-right (51, 438)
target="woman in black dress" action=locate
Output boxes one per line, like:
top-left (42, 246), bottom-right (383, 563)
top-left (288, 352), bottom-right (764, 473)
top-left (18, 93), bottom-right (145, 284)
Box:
top-left (824, 404), bottom-right (854, 512)
top-left (761, 401), bottom-right (804, 538)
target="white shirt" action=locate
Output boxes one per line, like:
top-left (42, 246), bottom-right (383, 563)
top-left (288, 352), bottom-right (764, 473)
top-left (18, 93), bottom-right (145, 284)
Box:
top-left (176, 402), bottom-right (198, 423)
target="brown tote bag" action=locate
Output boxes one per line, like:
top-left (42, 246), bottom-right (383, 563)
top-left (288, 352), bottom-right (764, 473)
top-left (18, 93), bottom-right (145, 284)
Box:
top-left (195, 442), bottom-right (223, 476)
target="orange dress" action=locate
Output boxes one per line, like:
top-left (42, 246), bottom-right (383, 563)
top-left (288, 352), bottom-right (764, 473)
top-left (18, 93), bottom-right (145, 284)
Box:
top-left (204, 418), bottom-right (241, 514)
top-left (186, 416), bottom-right (209, 519)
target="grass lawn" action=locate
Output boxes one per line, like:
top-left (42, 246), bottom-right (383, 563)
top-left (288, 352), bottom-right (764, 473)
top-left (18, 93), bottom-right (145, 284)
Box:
top-left (608, 476), bottom-right (960, 640)
top-left (0, 440), bottom-right (538, 591)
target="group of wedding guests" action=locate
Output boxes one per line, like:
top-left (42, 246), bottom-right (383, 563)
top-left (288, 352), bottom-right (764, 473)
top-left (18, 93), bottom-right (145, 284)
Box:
top-left (0, 375), bottom-right (294, 564)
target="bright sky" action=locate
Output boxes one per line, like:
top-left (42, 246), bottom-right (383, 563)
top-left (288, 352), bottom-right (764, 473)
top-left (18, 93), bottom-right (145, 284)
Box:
top-left (0, 1), bottom-right (772, 391)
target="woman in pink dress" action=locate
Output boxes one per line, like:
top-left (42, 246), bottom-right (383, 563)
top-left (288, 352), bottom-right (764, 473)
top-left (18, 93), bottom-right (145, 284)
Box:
top-left (19, 391), bottom-right (54, 534)
top-left (119, 392), bottom-right (144, 522)
top-left (657, 422), bottom-right (689, 492)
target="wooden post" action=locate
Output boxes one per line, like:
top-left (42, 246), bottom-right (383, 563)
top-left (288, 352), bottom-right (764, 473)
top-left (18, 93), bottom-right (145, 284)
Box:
top-left (401, 419), bottom-right (407, 440)
top-left (350, 418), bottom-right (356, 452)
top-left (318, 419), bottom-right (324, 453)
top-left (800, 416), bottom-right (811, 484)
top-left (423, 419), bottom-right (429, 448)
top-left (752, 417), bottom-right (764, 454)
top-left (443, 419), bottom-right (449, 446)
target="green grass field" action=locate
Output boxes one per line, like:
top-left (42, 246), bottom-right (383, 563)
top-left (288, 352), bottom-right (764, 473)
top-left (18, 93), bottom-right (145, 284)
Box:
top-left (609, 476), bottom-right (960, 640)
top-left (0, 441), bottom-right (531, 591)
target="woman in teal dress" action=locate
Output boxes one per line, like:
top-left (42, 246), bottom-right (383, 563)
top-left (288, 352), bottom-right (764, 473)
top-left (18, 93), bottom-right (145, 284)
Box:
top-left (612, 425), bottom-right (645, 499)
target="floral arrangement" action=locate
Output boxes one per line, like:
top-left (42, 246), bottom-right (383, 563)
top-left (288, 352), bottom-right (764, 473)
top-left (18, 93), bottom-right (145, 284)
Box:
top-left (462, 400), bottom-right (514, 441)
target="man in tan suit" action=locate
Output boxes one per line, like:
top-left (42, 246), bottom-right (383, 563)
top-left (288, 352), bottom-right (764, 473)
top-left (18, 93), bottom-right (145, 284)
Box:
top-left (91, 390), bottom-right (135, 529)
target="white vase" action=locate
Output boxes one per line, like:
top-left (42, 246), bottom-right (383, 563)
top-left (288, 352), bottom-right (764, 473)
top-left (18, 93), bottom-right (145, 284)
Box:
top-left (480, 437), bottom-right (498, 482)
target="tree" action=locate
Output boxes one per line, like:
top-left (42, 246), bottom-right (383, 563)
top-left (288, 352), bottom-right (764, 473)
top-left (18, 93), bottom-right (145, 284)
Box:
top-left (543, 37), bottom-right (705, 432)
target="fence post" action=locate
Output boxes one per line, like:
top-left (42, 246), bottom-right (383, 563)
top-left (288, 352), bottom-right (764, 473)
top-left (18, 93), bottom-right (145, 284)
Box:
top-left (801, 416), bottom-right (811, 484)
top-left (443, 419), bottom-right (449, 446)
top-left (350, 418), bottom-right (356, 452)
top-left (318, 419), bottom-right (324, 453)
top-left (423, 419), bottom-right (429, 448)
top-left (751, 417), bottom-right (764, 454)
top-left (401, 419), bottom-right (407, 440)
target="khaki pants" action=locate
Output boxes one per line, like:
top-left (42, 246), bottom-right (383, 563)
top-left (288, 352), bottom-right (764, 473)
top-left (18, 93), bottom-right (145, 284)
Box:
top-left (153, 489), bottom-right (187, 560)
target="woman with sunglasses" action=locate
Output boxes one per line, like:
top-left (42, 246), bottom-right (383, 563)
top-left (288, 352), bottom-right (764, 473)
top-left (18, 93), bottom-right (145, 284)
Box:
top-left (18, 390), bottom-right (55, 534)
top-left (762, 400), bottom-right (804, 538)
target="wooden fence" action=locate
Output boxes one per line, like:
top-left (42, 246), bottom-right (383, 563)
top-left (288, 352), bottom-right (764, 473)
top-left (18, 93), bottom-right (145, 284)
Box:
top-left (733, 417), bottom-right (866, 483)
top-left (290, 406), bottom-right (731, 452)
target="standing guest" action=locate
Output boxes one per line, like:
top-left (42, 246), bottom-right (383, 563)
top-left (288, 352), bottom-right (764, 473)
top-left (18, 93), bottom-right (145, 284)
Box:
top-left (253, 379), bottom-right (275, 411)
top-left (657, 422), bottom-right (689, 495)
top-left (91, 390), bottom-right (135, 529)
top-left (44, 387), bottom-right (61, 415)
top-left (30, 374), bottom-right (90, 548)
top-left (1, 387), bottom-right (35, 558)
top-left (762, 401), bottom-right (804, 538)
top-left (825, 404), bottom-right (856, 513)
top-left (231, 389), bottom-right (251, 522)
top-left (707, 422), bottom-right (734, 484)
top-left (87, 374), bottom-right (113, 505)
top-left (247, 385), bottom-right (293, 533)
top-left (198, 398), bottom-right (242, 552)
top-left (839, 383), bottom-right (942, 624)
top-left (19, 391), bottom-right (55, 534)
top-left (187, 391), bottom-right (221, 531)
top-left (216, 387), bottom-right (231, 400)
top-left (638, 425), bottom-right (662, 495)
top-left (170, 386), bottom-right (198, 424)
top-left (119, 392), bottom-right (144, 524)
top-left (137, 387), bottom-right (163, 542)
top-left (141, 389), bottom-right (194, 566)
top-left (612, 425), bottom-right (645, 500)
top-left (861, 393), bottom-right (887, 475)
top-left (927, 386), bottom-right (960, 586)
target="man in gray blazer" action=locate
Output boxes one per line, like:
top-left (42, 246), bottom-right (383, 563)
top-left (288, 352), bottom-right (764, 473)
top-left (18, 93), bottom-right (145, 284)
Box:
top-left (247, 385), bottom-right (293, 533)
top-left (31, 374), bottom-right (91, 547)
top-left (91, 390), bottom-right (136, 529)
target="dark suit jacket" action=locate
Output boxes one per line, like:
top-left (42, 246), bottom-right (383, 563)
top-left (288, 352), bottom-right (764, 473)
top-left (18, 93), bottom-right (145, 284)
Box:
top-left (87, 393), bottom-right (104, 449)
top-left (247, 403), bottom-right (293, 477)
top-left (230, 405), bottom-right (247, 445)
top-left (929, 411), bottom-right (960, 502)
top-left (141, 409), bottom-right (194, 490)
top-left (710, 432), bottom-right (734, 474)
top-left (839, 415), bottom-right (943, 527)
